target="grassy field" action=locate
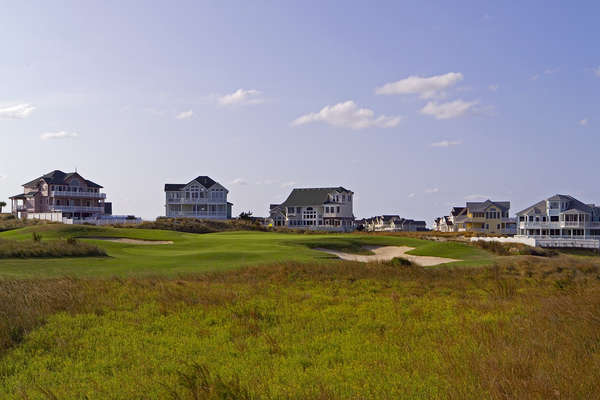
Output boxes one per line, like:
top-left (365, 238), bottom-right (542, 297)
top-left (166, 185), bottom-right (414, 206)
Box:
top-left (0, 257), bottom-right (599, 399)
top-left (1, 224), bottom-right (597, 398)
top-left (0, 224), bottom-right (493, 278)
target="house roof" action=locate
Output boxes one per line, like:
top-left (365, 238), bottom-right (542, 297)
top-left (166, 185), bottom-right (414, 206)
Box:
top-left (466, 200), bottom-right (510, 213)
top-left (450, 207), bottom-right (466, 216)
top-left (164, 184), bottom-right (186, 191)
top-left (280, 187), bottom-right (352, 207)
top-left (193, 176), bottom-right (217, 188)
top-left (23, 170), bottom-right (103, 188)
top-left (517, 194), bottom-right (598, 215)
top-left (164, 176), bottom-right (220, 192)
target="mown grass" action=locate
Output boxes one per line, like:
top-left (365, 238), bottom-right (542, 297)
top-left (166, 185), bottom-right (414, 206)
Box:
top-left (0, 225), bottom-right (494, 278)
top-left (0, 256), bottom-right (599, 399)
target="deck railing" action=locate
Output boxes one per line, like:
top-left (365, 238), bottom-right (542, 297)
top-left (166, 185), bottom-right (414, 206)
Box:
top-left (51, 191), bottom-right (106, 199)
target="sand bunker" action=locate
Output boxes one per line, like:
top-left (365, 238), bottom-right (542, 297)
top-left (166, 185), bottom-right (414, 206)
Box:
top-left (85, 237), bottom-right (173, 245)
top-left (316, 246), bottom-right (459, 266)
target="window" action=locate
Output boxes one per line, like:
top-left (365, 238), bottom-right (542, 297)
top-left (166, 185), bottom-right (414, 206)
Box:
top-left (337, 206), bottom-right (340, 213)
top-left (528, 216), bottom-right (534, 222)
top-left (297, 207), bottom-right (302, 213)
top-left (342, 195), bottom-right (346, 202)
top-left (519, 216), bottom-right (525, 222)
top-left (550, 216), bottom-right (559, 222)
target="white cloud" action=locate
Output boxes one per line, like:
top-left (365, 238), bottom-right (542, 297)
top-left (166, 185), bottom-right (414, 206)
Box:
top-left (218, 89), bottom-right (264, 106)
top-left (375, 72), bottom-right (463, 99)
top-left (0, 103), bottom-right (35, 119)
top-left (580, 118), bottom-right (588, 126)
top-left (425, 188), bottom-right (439, 194)
top-left (488, 84), bottom-right (499, 91)
top-left (465, 194), bottom-right (489, 201)
top-left (421, 99), bottom-right (478, 120)
top-left (431, 140), bottom-right (461, 147)
top-left (595, 66), bottom-right (600, 77)
top-left (256, 179), bottom-right (276, 185)
top-left (408, 193), bottom-right (416, 198)
top-left (280, 181), bottom-right (296, 188)
top-left (291, 100), bottom-right (401, 130)
top-left (0, 174), bottom-right (6, 181)
top-left (544, 67), bottom-right (559, 75)
top-left (231, 178), bottom-right (248, 185)
top-left (176, 110), bottom-right (193, 120)
top-left (40, 131), bottom-right (79, 140)
top-left (530, 74), bottom-right (540, 81)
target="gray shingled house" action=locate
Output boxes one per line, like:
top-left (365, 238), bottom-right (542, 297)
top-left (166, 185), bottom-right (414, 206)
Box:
top-left (269, 187), bottom-right (354, 231)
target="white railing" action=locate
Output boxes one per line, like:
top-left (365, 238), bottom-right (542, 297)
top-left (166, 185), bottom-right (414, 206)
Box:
top-left (65, 217), bottom-right (142, 225)
top-left (166, 198), bottom-right (226, 204)
top-left (51, 191), bottom-right (106, 199)
top-left (520, 221), bottom-right (600, 229)
top-left (50, 205), bottom-right (104, 213)
top-left (167, 211), bottom-right (227, 218)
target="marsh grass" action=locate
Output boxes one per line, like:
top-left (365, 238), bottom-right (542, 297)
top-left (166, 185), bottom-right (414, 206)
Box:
top-left (472, 240), bottom-right (558, 257)
top-left (1, 256), bottom-right (599, 399)
top-left (0, 214), bottom-right (50, 233)
top-left (0, 237), bottom-right (106, 259)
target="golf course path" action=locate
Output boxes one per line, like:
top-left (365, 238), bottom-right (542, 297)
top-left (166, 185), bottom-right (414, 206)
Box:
top-left (316, 246), bottom-right (460, 266)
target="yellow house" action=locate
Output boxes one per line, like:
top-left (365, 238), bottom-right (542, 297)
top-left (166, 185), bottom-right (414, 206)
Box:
top-left (435, 200), bottom-right (517, 234)
top-left (462, 200), bottom-right (515, 234)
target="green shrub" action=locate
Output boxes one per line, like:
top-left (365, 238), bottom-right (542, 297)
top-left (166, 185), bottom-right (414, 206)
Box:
top-left (388, 257), bottom-right (414, 267)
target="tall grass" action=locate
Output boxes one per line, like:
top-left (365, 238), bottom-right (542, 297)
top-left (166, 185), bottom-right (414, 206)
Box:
top-left (0, 237), bottom-right (106, 258)
top-left (0, 256), bottom-right (599, 398)
top-left (0, 214), bottom-right (51, 233)
top-left (126, 217), bottom-right (269, 234)
top-left (472, 239), bottom-right (558, 257)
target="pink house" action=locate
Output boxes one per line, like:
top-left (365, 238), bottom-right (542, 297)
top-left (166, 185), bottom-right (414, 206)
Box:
top-left (10, 170), bottom-right (107, 221)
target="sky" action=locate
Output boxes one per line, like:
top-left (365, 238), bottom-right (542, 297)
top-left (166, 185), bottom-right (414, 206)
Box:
top-left (0, 1), bottom-right (599, 223)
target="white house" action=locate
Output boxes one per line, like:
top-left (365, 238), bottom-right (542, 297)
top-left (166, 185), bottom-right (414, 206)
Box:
top-left (517, 194), bottom-right (600, 239)
top-left (164, 176), bottom-right (232, 219)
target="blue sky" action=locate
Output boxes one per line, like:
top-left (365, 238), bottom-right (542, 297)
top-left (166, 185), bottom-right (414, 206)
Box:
top-left (1, 1), bottom-right (599, 222)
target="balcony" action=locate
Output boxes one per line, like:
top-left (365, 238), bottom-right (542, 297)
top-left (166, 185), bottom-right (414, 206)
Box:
top-left (50, 205), bottom-right (104, 213)
top-left (520, 221), bottom-right (600, 229)
top-left (166, 198), bottom-right (226, 204)
top-left (167, 211), bottom-right (227, 218)
top-left (51, 190), bottom-right (106, 199)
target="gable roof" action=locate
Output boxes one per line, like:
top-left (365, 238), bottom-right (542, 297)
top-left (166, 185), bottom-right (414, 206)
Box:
top-left (192, 176), bottom-right (217, 188)
top-left (516, 200), bottom-right (547, 215)
top-left (450, 207), bottom-right (466, 216)
top-left (280, 187), bottom-right (352, 207)
top-left (164, 176), bottom-right (222, 192)
top-left (466, 200), bottom-right (510, 213)
top-left (23, 170), bottom-right (103, 188)
top-left (517, 194), bottom-right (598, 215)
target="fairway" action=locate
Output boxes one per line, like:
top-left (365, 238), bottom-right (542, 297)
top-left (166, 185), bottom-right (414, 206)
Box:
top-left (0, 225), bottom-right (493, 277)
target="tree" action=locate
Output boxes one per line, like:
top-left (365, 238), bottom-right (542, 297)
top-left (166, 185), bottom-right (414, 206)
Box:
top-left (0, 201), bottom-right (6, 213)
top-left (238, 211), bottom-right (253, 220)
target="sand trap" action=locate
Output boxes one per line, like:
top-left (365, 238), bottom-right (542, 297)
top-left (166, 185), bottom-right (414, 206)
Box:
top-left (315, 246), bottom-right (459, 266)
top-left (84, 237), bottom-right (173, 245)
